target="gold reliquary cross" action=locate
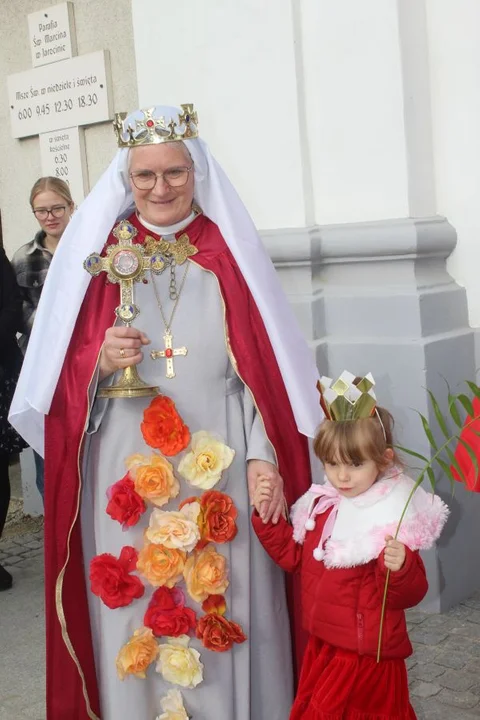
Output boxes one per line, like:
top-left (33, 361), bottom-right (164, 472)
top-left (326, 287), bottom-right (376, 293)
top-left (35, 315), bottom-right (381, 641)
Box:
top-left (83, 219), bottom-right (167, 398)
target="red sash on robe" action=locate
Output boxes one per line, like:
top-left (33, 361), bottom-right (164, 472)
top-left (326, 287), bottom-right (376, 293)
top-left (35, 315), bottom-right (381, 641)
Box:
top-left (44, 212), bottom-right (312, 719)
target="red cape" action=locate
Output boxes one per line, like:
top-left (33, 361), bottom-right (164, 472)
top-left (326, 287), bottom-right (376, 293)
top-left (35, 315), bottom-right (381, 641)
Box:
top-left (44, 213), bottom-right (312, 719)
top-left (453, 396), bottom-right (480, 491)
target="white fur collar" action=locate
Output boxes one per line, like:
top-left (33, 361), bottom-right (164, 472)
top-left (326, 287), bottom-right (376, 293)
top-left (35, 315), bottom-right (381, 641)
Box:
top-left (290, 468), bottom-right (449, 568)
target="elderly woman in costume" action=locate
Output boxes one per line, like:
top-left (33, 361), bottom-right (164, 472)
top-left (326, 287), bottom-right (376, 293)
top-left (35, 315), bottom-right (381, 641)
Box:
top-left (10, 105), bottom-right (321, 720)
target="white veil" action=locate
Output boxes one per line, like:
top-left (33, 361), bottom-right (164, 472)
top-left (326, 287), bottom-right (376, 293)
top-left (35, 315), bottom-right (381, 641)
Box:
top-left (9, 106), bottom-right (322, 455)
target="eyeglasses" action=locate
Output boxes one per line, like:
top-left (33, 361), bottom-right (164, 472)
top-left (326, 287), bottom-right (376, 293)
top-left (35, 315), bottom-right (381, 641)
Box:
top-left (32, 205), bottom-right (68, 220)
top-left (130, 165), bottom-right (194, 191)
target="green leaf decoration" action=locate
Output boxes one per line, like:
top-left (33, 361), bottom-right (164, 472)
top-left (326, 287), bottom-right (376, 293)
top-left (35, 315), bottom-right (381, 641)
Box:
top-left (457, 438), bottom-right (479, 484)
top-left (377, 381), bottom-right (480, 664)
top-left (436, 457), bottom-right (456, 492)
top-left (420, 413), bottom-right (438, 451)
top-left (458, 394), bottom-right (474, 418)
top-left (465, 381), bottom-right (480, 400)
top-left (428, 389), bottom-right (450, 439)
top-left (426, 467), bottom-right (436, 492)
top-left (444, 445), bottom-right (466, 485)
top-left (395, 445), bottom-right (429, 464)
top-left (448, 394), bottom-right (463, 428)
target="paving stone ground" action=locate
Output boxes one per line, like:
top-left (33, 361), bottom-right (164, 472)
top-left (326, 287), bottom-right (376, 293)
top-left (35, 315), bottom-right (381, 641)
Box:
top-left (1, 519), bottom-right (479, 719)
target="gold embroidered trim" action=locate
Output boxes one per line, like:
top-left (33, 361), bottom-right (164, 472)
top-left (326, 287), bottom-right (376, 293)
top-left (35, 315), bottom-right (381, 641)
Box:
top-left (54, 348), bottom-right (104, 720)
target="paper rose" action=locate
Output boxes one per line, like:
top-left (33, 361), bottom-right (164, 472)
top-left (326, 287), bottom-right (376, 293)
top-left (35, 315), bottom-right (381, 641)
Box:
top-left (196, 613), bottom-right (247, 653)
top-left (145, 508), bottom-right (201, 553)
top-left (137, 543), bottom-right (186, 588)
top-left (156, 635), bottom-right (203, 689)
top-left (89, 546), bottom-right (144, 609)
top-left (181, 491), bottom-right (237, 549)
top-left (178, 431), bottom-right (235, 489)
top-left (202, 594), bottom-right (227, 615)
top-left (116, 627), bottom-right (159, 680)
top-left (144, 587), bottom-right (197, 638)
top-left (141, 395), bottom-right (190, 456)
top-left (125, 453), bottom-right (180, 508)
top-left (183, 545), bottom-right (229, 603)
top-left (106, 475), bottom-right (146, 529)
top-left (156, 689), bottom-right (189, 720)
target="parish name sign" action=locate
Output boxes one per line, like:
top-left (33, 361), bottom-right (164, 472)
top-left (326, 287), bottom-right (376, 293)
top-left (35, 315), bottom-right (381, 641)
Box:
top-left (7, 2), bottom-right (113, 203)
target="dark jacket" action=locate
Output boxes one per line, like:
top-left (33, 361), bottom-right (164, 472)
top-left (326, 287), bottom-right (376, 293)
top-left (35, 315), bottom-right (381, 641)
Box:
top-left (0, 247), bottom-right (23, 375)
top-left (11, 230), bottom-right (51, 351)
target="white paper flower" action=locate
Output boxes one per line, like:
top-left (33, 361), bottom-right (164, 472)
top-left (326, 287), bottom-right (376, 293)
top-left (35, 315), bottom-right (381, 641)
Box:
top-left (156, 635), bottom-right (204, 689)
top-left (178, 431), bottom-right (235, 489)
top-left (146, 508), bottom-right (201, 553)
top-left (156, 689), bottom-right (189, 720)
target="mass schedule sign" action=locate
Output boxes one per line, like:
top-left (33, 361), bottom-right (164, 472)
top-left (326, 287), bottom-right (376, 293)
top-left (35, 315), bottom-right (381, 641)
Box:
top-left (7, 50), bottom-right (112, 139)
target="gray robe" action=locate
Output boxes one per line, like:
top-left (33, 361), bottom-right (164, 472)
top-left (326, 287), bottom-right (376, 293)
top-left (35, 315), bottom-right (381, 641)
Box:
top-left (80, 229), bottom-right (293, 719)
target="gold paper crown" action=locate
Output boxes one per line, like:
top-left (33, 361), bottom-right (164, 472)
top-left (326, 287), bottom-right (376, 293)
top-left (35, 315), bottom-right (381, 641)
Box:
top-left (317, 371), bottom-right (377, 422)
top-left (113, 105), bottom-right (199, 148)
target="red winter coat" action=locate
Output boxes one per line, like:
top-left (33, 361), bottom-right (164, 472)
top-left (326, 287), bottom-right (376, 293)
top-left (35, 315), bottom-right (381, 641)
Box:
top-left (252, 507), bottom-right (428, 660)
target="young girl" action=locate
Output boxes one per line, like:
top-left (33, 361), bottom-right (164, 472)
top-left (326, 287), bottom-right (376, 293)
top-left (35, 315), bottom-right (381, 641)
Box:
top-left (252, 372), bottom-right (449, 720)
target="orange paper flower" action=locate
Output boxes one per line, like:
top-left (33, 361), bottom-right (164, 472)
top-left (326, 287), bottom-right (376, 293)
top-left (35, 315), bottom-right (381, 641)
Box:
top-left (137, 543), bottom-right (186, 588)
top-left (141, 396), bottom-right (190, 457)
top-left (196, 613), bottom-right (247, 653)
top-left (116, 627), bottom-right (159, 680)
top-left (183, 545), bottom-right (229, 603)
top-left (181, 491), bottom-right (238, 550)
top-left (126, 453), bottom-right (180, 508)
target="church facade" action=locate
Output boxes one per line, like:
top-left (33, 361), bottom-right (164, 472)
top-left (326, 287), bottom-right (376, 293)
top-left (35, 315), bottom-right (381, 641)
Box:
top-left (1, 0), bottom-right (479, 609)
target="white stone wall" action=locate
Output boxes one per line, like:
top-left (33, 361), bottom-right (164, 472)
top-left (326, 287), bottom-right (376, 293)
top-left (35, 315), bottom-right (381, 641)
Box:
top-left (426, 0), bottom-right (480, 327)
top-left (131, 0), bottom-right (417, 230)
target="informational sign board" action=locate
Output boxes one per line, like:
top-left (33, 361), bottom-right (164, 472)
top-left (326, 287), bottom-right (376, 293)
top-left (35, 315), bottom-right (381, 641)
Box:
top-left (7, 50), bottom-right (112, 138)
top-left (39, 126), bottom-right (87, 203)
top-left (28, 2), bottom-right (77, 68)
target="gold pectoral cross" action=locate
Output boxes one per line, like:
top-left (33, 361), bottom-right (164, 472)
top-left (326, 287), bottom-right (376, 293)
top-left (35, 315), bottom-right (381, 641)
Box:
top-left (150, 330), bottom-right (187, 378)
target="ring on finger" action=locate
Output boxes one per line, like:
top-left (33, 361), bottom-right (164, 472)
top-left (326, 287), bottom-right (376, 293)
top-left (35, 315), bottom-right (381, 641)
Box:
top-left (119, 348), bottom-right (126, 358)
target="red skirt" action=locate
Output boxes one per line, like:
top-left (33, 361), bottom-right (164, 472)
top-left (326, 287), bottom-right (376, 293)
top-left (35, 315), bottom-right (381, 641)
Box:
top-left (290, 637), bottom-right (417, 720)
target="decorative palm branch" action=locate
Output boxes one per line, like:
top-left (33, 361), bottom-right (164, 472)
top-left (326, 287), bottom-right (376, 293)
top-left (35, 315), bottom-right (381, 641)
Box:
top-left (377, 381), bottom-right (480, 662)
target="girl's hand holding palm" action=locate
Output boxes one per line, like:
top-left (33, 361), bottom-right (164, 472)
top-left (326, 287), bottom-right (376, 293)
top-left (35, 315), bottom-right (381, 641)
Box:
top-left (384, 535), bottom-right (406, 571)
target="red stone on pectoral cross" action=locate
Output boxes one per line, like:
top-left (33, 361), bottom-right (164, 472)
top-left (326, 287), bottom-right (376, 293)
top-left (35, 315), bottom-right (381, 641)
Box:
top-left (150, 330), bottom-right (187, 378)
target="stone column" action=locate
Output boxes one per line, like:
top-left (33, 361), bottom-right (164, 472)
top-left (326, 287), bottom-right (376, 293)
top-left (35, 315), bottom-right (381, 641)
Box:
top-left (264, 0), bottom-right (480, 611)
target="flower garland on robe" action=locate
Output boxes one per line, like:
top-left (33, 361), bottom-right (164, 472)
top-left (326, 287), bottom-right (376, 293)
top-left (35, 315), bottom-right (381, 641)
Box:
top-left (89, 395), bottom-right (246, 717)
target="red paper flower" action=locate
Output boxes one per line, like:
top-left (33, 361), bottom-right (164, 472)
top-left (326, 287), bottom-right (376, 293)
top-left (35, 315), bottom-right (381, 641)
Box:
top-left (106, 475), bottom-right (146, 529)
top-left (196, 613), bottom-right (247, 652)
top-left (141, 396), bottom-right (190, 456)
top-left (144, 586), bottom-right (197, 637)
top-left (201, 490), bottom-right (238, 547)
top-left (202, 594), bottom-right (227, 615)
top-left (90, 546), bottom-right (145, 609)
top-left (181, 491), bottom-right (238, 550)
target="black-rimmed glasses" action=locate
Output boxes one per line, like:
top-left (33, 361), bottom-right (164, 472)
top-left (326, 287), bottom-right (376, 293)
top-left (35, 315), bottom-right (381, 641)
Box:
top-left (130, 165), bottom-right (194, 190)
top-left (32, 205), bottom-right (67, 220)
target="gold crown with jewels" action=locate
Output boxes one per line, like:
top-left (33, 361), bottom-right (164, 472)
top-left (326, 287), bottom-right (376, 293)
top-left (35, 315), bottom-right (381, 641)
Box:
top-left (113, 104), bottom-right (199, 148)
top-left (317, 371), bottom-right (377, 422)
